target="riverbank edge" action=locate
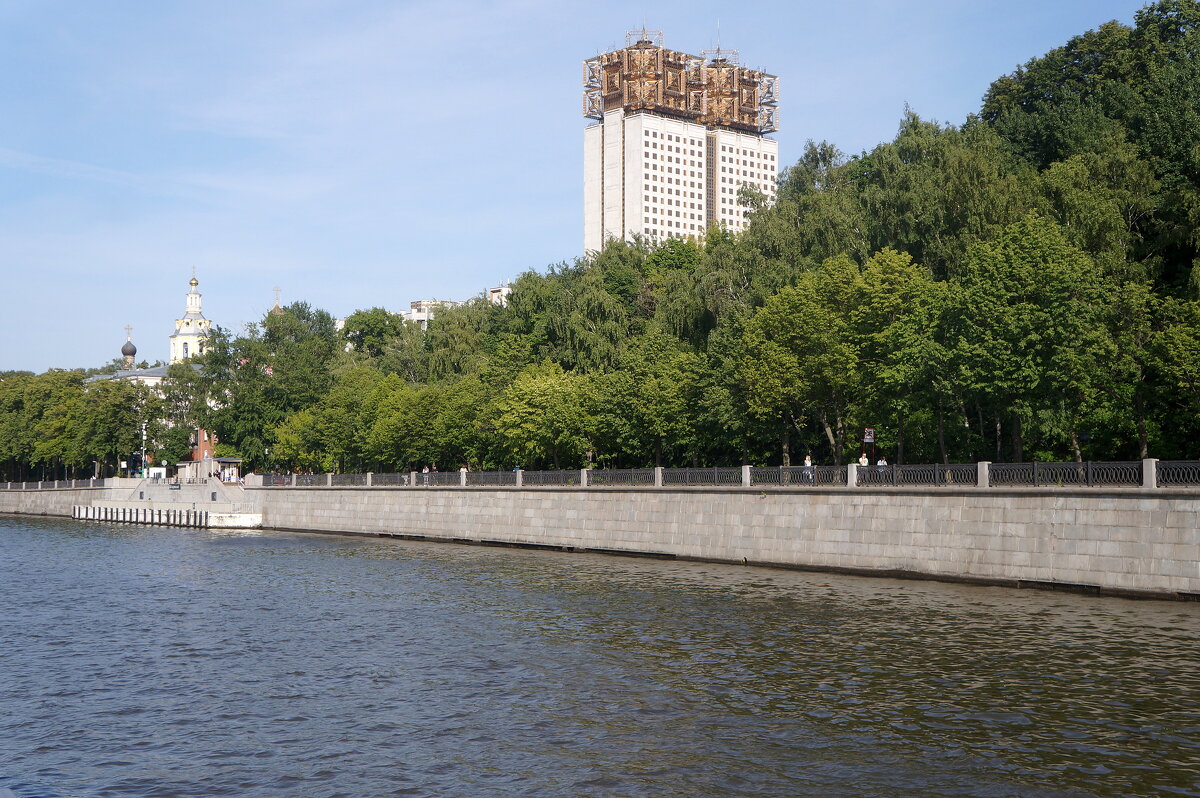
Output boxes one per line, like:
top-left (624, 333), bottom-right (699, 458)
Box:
top-left (246, 485), bottom-right (1200, 601)
top-left (3, 483), bottom-right (1197, 601)
top-left (261, 523), bottom-right (1197, 602)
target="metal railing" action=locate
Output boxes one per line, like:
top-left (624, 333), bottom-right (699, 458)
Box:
top-left (751, 466), bottom-right (848, 486)
top-left (11, 460), bottom-right (1200, 492)
top-left (662, 467), bottom-right (743, 486)
top-left (589, 468), bottom-right (655, 487)
top-left (466, 471), bottom-right (518, 487)
top-left (1156, 461), bottom-right (1200, 487)
top-left (989, 461), bottom-right (1141, 487)
top-left (857, 463), bottom-right (978, 487)
top-left (521, 470), bottom-right (582, 487)
top-left (1, 479), bottom-right (107, 490)
top-left (417, 471), bottom-right (459, 487)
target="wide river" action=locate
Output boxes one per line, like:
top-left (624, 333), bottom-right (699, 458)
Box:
top-left (0, 517), bottom-right (1197, 797)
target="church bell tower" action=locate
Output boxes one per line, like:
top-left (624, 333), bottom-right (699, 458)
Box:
top-left (169, 271), bottom-right (211, 364)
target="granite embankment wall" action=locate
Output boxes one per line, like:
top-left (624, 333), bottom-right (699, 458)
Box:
top-left (251, 486), bottom-right (1200, 599)
top-left (4, 483), bottom-right (1196, 598)
top-left (0, 486), bottom-right (106, 517)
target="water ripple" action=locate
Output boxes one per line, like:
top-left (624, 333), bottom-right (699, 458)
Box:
top-left (0, 517), bottom-right (1197, 797)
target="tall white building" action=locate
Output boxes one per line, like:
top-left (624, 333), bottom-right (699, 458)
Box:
top-left (583, 32), bottom-right (779, 252)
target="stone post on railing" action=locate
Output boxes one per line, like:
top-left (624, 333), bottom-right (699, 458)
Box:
top-left (515, 469), bottom-right (523, 488)
top-left (459, 468), bottom-right (467, 487)
top-left (410, 471), bottom-right (419, 488)
top-left (366, 472), bottom-right (373, 487)
top-left (1142, 458), bottom-right (1158, 489)
top-left (977, 461), bottom-right (991, 488)
top-left (326, 473), bottom-right (333, 487)
top-left (580, 468), bottom-right (589, 488)
top-left (653, 467), bottom-right (663, 487)
top-left (846, 464), bottom-right (858, 488)
top-left (741, 465), bottom-right (751, 487)
top-left (291, 473), bottom-right (297, 487)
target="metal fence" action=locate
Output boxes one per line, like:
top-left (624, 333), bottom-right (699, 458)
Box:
top-left (750, 466), bottom-right (848, 486)
top-left (588, 468), bottom-right (656, 487)
top-left (521, 469), bottom-right (582, 487)
top-left (1156, 461), bottom-right (1200, 487)
top-left (989, 461), bottom-right (1142, 487)
top-left (466, 470), bottom-right (518, 487)
top-left (13, 461), bottom-right (1200, 492)
top-left (415, 471), bottom-right (459, 487)
top-left (662, 467), bottom-right (743, 486)
top-left (2, 479), bottom-right (106, 490)
top-left (856, 463), bottom-right (978, 487)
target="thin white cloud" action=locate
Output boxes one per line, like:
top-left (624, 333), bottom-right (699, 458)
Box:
top-left (0, 146), bottom-right (155, 190)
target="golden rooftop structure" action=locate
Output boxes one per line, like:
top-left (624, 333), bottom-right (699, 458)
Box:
top-left (583, 30), bottom-right (779, 134)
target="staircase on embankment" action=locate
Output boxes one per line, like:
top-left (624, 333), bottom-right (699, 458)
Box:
top-left (73, 478), bottom-right (262, 529)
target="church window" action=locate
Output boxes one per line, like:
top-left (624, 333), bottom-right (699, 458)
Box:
top-left (183, 342), bottom-right (189, 358)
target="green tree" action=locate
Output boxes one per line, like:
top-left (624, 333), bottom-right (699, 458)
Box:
top-left (341, 307), bottom-right (407, 358)
top-left (739, 255), bottom-right (864, 464)
top-left (492, 362), bottom-right (594, 469)
top-left (952, 212), bottom-right (1108, 461)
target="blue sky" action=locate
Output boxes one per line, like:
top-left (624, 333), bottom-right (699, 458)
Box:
top-left (0, 0), bottom-right (1150, 373)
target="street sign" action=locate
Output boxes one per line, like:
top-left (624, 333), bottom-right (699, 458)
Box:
top-left (863, 428), bottom-right (875, 443)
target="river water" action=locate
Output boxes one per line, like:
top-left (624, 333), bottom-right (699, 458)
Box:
top-left (0, 517), bottom-right (1197, 797)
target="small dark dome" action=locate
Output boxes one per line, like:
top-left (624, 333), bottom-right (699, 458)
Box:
top-left (121, 340), bottom-right (137, 357)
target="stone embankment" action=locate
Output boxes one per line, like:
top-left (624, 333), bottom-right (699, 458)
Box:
top-left (3, 470), bottom-right (1197, 599)
top-left (246, 483), bottom-right (1199, 600)
top-left (0, 477), bottom-right (261, 529)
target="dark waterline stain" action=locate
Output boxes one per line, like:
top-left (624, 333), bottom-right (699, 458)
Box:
top-left (0, 517), bottom-right (1198, 797)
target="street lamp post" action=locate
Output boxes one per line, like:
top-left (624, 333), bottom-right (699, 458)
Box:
top-left (140, 421), bottom-right (147, 478)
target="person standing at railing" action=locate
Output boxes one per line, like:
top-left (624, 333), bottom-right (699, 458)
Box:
top-left (858, 452), bottom-right (869, 467)
top-left (422, 465), bottom-right (430, 486)
top-left (876, 456), bottom-right (888, 473)
top-left (803, 454), bottom-right (814, 484)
